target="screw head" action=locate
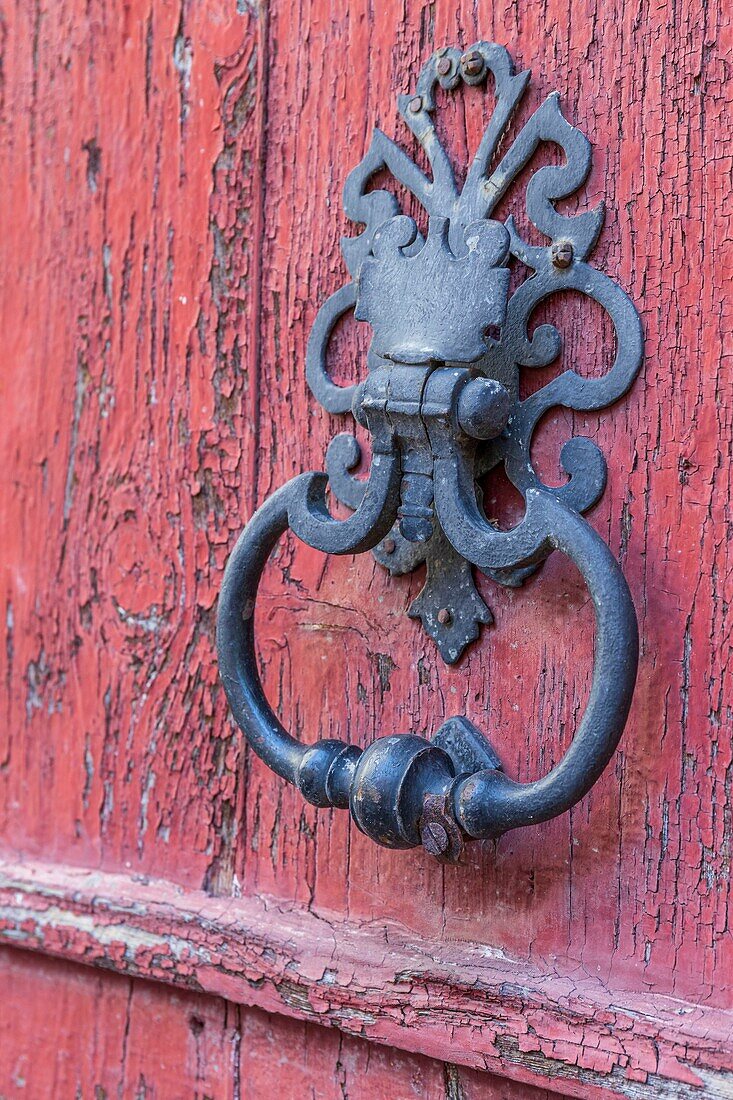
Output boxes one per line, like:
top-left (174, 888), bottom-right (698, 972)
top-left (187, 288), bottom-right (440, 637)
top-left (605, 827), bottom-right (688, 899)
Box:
top-left (436, 56), bottom-right (452, 76)
top-left (461, 49), bottom-right (484, 78)
top-left (437, 608), bottom-right (452, 626)
top-left (382, 537), bottom-right (396, 555)
top-left (551, 240), bottom-right (574, 269)
top-left (408, 95), bottom-right (423, 114)
top-left (421, 821), bottom-right (449, 857)
top-left (420, 793), bottom-right (465, 863)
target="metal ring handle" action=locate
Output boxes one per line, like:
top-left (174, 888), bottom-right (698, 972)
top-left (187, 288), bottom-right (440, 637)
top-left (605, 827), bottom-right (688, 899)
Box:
top-left (216, 480), bottom-right (638, 857)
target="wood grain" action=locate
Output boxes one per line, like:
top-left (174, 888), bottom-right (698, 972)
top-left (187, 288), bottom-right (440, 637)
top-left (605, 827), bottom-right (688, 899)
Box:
top-left (0, 0), bottom-right (730, 1095)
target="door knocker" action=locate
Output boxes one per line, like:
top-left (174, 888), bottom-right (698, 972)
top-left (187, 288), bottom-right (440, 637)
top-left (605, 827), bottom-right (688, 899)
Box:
top-left (216, 44), bottom-right (642, 862)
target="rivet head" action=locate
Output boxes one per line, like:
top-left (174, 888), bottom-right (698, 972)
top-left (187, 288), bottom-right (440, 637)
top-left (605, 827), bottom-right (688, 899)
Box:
top-left (436, 56), bottom-right (452, 76)
top-left (382, 537), bottom-right (396, 555)
top-left (421, 821), bottom-right (449, 857)
top-left (408, 95), bottom-right (423, 114)
top-left (437, 608), bottom-right (452, 626)
top-left (461, 49), bottom-right (484, 77)
top-left (551, 240), bottom-right (574, 268)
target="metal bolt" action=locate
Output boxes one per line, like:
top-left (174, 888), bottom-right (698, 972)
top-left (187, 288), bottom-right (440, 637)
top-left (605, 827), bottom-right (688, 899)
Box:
top-left (437, 56), bottom-right (452, 76)
top-left (551, 240), bottom-right (574, 269)
top-left (461, 50), bottom-right (484, 78)
top-left (383, 537), bottom-right (396, 555)
top-left (408, 96), bottom-right (423, 114)
top-left (437, 608), bottom-right (452, 626)
top-left (421, 820), bottom-right (449, 857)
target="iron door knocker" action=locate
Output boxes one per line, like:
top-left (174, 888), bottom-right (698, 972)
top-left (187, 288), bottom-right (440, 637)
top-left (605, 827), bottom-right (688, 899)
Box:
top-left (216, 44), bottom-right (642, 862)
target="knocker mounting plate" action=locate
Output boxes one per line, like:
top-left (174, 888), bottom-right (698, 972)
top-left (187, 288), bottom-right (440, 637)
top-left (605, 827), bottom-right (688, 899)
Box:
top-left (216, 43), bottom-right (642, 861)
top-left (307, 42), bottom-right (642, 663)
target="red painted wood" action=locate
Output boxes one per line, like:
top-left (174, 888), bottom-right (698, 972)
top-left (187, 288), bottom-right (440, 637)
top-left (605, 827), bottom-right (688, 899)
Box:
top-left (2, 857), bottom-right (731, 1096)
top-left (0, 947), bottom-right (554, 1100)
top-left (0, 0), bottom-right (730, 1095)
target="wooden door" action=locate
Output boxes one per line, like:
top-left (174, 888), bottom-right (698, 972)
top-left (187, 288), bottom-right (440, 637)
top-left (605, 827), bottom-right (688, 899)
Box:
top-left (1, 1), bottom-right (730, 1097)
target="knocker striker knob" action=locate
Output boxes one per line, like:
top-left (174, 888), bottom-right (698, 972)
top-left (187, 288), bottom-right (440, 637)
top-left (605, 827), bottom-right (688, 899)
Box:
top-left (348, 736), bottom-right (456, 850)
top-left (216, 41), bottom-right (643, 862)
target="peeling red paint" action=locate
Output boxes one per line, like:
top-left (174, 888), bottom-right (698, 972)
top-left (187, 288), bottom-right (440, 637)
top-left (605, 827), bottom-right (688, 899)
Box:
top-left (0, 859), bottom-right (731, 1098)
top-left (0, 0), bottom-right (731, 1096)
top-left (1, 947), bottom-right (558, 1100)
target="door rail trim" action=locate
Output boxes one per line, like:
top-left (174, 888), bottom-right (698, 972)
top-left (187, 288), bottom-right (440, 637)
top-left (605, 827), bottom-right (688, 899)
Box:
top-left (0, 857), bottom-right (730, 1099)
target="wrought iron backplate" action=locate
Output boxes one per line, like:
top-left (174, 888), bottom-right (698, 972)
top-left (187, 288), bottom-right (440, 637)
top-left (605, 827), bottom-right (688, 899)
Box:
top-left (306, 42), bottom-right (642, 663)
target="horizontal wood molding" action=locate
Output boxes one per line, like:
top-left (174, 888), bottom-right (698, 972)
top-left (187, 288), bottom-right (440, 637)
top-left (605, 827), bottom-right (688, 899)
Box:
top-left (0, 858), bottom-right (730, 1100)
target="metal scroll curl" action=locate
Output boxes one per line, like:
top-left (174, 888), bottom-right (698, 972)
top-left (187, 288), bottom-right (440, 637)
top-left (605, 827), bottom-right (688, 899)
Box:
top-left (306, 41), bottom-right (642, 662)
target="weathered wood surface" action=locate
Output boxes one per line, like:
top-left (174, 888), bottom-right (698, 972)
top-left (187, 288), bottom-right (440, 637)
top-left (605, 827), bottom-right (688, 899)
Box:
top-left (0, 0), bottom-right (731, 1095)
top-left (0, 946), bottom-right (555, 1100)
top-left (1, 858), bottom-right (732, 1098)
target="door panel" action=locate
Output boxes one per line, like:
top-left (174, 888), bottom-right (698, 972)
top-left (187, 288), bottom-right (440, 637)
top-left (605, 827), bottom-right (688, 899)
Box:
top-left (0, 0), bottom-right (730, 1096)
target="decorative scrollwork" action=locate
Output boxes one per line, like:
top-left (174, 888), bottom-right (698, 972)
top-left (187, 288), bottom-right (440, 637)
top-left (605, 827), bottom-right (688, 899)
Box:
top-left (306, 41), bottom-right (642, 662)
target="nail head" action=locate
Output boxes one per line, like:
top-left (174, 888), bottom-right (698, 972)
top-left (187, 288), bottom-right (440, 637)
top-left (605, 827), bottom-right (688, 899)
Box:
top-left (551, 240), bottom-right (574, 268)
top-left (461, 50), bottom-right (484, 77)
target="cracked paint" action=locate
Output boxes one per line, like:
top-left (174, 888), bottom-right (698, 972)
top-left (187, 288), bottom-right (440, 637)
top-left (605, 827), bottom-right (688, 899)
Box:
top-left (0, 0), bottom-right (730, 1096)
